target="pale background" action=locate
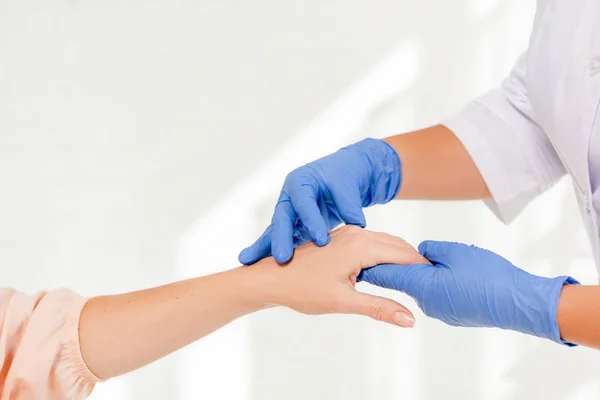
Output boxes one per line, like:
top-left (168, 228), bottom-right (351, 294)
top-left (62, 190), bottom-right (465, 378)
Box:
top-left (1, 0), bottom-right (599, 399)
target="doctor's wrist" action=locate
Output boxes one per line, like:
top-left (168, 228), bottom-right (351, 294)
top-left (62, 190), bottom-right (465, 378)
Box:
top-left (515, 275), bottom-right (579, 346)
top-left (345, 138), bottom-right (402, 205)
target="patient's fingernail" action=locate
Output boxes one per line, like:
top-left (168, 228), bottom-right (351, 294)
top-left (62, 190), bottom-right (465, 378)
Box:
top-left (394, 312), bottom-right (415, 328)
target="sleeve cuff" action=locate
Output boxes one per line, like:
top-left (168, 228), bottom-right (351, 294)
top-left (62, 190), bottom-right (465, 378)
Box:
top-left (60, 292), bottom-right (105, 385)
top-left (442, 92), bottom-right (565, 224)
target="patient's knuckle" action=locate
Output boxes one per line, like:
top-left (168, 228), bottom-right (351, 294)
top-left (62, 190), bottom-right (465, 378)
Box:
top-left (342, 224), bottom-right (361, 235)
top-left (334, 225), bottom-right (360, 243)
top-left (348, 225), bottom-right (367, 242)
top-left (370, 299), bottom-right (388, 321)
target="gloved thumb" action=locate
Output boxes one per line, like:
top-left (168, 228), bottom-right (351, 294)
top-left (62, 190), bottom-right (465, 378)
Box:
top-left (358, 263), bottom-right (434, 301)
top-left (358, 264), bottom-right (413, 291)
top-left (345, 291), bottom-right (415, 328)
top-left (418, 240), bottom-right (463, 264)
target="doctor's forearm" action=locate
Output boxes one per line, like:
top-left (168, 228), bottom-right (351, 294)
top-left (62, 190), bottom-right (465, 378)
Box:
top-left (557, 284), bottom-right (600, 349)
top-left (384, 125), bottom-right (491, 200)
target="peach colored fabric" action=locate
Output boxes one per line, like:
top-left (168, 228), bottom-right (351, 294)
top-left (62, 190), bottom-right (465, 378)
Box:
top-left (0, 289), bottom-right (101, 399)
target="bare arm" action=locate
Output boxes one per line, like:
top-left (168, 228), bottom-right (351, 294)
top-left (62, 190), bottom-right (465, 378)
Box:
top-left (557, 285), bottom-right (600, 349)
top-left (79, 267), bottom-right (271, 379)
top-left (79, 227), bottom-right (426, 380)
top-left (384, 125), bottom-right (491, 200)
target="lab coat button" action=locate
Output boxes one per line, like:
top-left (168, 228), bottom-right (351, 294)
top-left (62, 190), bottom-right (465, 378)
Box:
top-left (583, 195), bottom-right (592, 210)
top-left (588, 58), bottom-right (600, 76)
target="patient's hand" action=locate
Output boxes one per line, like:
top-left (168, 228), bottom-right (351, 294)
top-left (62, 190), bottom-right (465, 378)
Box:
top-left (254, 226), bottom-right (425, 327)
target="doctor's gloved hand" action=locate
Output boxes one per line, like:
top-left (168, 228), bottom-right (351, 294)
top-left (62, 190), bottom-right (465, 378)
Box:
top-left (239, 138), bottom-right (401, 265)
top-left (358, 241), bottom-right (579, 345)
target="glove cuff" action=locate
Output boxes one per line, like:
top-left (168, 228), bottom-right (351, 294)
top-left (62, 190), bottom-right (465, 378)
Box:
top-left (516, 275), bottom-right (579, 346)
top-left (347, 138), bottom-right (402, 205)
top-left (546, 276), bottom-right (579, 346)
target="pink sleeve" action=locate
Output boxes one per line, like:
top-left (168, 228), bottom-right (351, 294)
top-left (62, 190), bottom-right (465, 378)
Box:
top-left (0, 288), bottom-right (102, 400)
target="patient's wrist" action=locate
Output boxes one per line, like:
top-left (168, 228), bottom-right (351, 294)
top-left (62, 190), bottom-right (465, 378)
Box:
top-left (237, 260), bottom-right (283, 311)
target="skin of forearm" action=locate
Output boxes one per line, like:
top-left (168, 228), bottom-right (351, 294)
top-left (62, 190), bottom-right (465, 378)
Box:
top-left (79, 228), bottom-right (425, 380)
top-left (79, 266), bottom-right (276, 380)
top-left (384, 125), bottom-right (491, 200)
top-left (557, 284), bottom-right (600, 349)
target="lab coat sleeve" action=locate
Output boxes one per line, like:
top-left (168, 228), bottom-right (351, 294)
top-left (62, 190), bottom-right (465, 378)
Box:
top-left (442, 52), bottom-right (566, 223)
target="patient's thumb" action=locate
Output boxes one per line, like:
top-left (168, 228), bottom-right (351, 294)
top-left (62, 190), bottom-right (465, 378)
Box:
top-left (347, 292), bottom-right (415, 328)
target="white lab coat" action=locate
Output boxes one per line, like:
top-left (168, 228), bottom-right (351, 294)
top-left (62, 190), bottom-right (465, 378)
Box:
top-left (443, 0), bottom-right (600, 275)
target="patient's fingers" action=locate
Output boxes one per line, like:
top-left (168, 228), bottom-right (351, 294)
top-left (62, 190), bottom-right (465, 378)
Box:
top-left (366, 231), bottom-right (418, 256)
top-left (343, 291), bottom-right (415, 328)
top-left (373, 231), bottom-right (430, 264)
top-left (361, 231), bottom-right (429, 266)
top-left (364, 230), bottom-right (410, 247)
top-left (238, 226), bottom-right (272, 265)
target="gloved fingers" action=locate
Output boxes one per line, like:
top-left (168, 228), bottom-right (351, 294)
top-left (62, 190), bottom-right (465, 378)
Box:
top-left (328, 184), bottom-right (366, 227)
top-left (363, 231), bottom-right (430, 265)
top-left (357, 263), bottom-right (429, 294)
top-left (238, 226), bottom-right (273, 265)
top-left (271, 200), bottom-right (297, 263)
top-left (343, 291), bottom-right (415, 328)
top-left (418, 240), bottom-right (466, 265)
top-left (288, 184), bottom-right (330, 247)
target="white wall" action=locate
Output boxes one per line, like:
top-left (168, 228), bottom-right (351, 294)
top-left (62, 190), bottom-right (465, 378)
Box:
top-left (1, 1), bottom-right (599, 399)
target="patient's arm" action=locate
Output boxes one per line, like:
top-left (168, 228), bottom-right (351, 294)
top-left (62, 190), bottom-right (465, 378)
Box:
top-left (80, 226), bottom-right (425, 380)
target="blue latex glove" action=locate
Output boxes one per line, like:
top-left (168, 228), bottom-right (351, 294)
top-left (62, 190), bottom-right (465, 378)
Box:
top-left (358, 241), bottom-right (579, 345)
top-left (239, 138), bottom-right (401, 264)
